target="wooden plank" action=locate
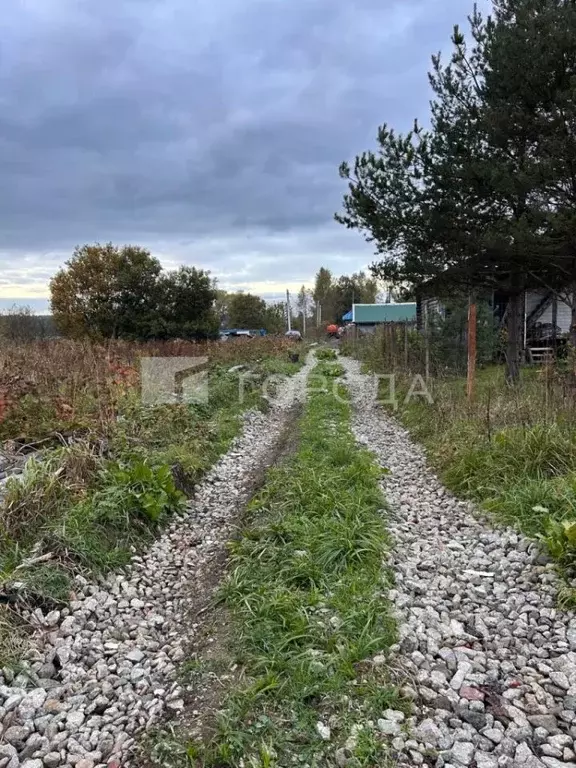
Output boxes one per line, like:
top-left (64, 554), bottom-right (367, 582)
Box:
top-left (528, 347), bottom-right (554, 365)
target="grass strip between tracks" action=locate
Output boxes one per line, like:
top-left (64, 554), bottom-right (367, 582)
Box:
top-left (197, 361), bottom-right (401, 767)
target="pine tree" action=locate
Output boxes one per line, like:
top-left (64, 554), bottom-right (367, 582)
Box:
top-left (336, 1), bottom-right (576, 381)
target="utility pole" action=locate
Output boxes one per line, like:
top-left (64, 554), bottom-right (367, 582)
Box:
top-left (316, 302), bottom-right (321, 328)
top-left (286, 289), bottom-right (292, 332)
top-left (302, 292), bottom-right (307, 338)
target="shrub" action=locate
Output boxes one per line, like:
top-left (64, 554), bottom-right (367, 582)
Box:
top-left (314, 361), bottom-right (344, 378)
top-left (91, 460), bottom-right (185, 524)
top-left (315, 348), bottom-right (338, 361)
top-left (539, 517), bottom-right (576, 566)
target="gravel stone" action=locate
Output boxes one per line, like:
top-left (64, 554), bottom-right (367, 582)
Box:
top-left (528, 716), bottom-right (561, 734)
top-left (377, 718), bottom-right (402, 736)
top-left (8, 354), bottom-right (576, 768)
top-left (0, 745), bottom-right (19, 767)
top-left (483, 728), bottom-right (503, 744)
top-left (383, 708), bottom-right (405, 722)
top-left (541, 758), bottom-right (576, 768)
top-left (475, 754), bottom-right (498, 768)
top-left (547, 734), bottom-right (572, 750)
top-left (514, 743), bottom-right (545, 767)
top-left (451, 741), bottom-right (475, 766)
top-left (414, 718), bottom-right (443, 746)
top-left (4, 725), bottom-right (31, 747)
top-left (42, 753), bottom-right (62, 768)
top-left (335, 747), bottom-right (351, 767)
top-left (125, 650), bottom-right (144, 664)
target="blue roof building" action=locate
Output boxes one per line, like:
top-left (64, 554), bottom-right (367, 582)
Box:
top-left (342, 303), bottom-right (417, 325)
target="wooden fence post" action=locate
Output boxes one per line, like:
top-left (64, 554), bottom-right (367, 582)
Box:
top-left (404, 322), bottom-right (409, 371)
top-left (389, 324), bottom-right (396, 370)
top-left (467, 296), bottom-right (477, 402)
top-left (424, 302), bottom-right (430, 381)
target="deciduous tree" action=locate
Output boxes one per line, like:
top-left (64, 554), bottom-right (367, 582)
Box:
top-left (264, 302), bottom-right (286, 334)
top-left (214, 290), bottom-right (232, 328)
top-left (50, 243), bottom-right (162, 339)
top-left (228, 293), bottom-right (267, 329)
top-left (331, 272), bottom-right (379, 321)
top-left (154, 267), bottom-right (218, 339)
top-left (51, 243), bottom-right (218, 340)
top-left (313, 267), bottom-right (335, 323)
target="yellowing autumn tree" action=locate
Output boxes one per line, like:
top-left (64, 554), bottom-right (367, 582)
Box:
top-left (50, 243), bottom-right (163, 339)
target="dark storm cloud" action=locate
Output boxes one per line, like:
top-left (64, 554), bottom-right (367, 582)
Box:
top-left (0, 0), bottom-right (491, 294)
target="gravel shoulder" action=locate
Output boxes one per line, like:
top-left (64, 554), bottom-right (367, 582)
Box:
top-left (341, 356), bottom-right (576, 768)
top-left (0, 354), bottom-right (315, 768)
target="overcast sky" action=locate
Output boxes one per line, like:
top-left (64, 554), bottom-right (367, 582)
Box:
top-left (0, 0), bottom-right (490, 311)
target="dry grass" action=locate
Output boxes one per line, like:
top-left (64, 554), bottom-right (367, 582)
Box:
top-left (1, 441), bottom-right (101, 540)
top-left (0, 337), bottom-right (296, 442)
top-left (0, 611), bottom-right (28, 666)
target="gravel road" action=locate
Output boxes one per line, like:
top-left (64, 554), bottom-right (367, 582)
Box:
top-left (341, 355), bottom-right (576, 768)
top-left (5, 351), bottom-right (576, 768)
top-left (0, 354), bottom-right (314, 768)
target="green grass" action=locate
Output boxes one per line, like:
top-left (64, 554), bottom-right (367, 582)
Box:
top-left (164, 363), bottom-right (401, 767)
top-left (313, 360), bottom-right (345, 379)
top-left (110, 363), bottom-right (277, 485)
top-left (315, 348), bottom-right (338, 361)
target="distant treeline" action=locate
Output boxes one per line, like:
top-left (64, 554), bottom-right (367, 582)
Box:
top-left (0, 307), bottom-right (58, 342)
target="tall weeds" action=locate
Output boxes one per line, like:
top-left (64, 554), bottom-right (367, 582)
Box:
top-left (0, 337), bottom-right (297, 440)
